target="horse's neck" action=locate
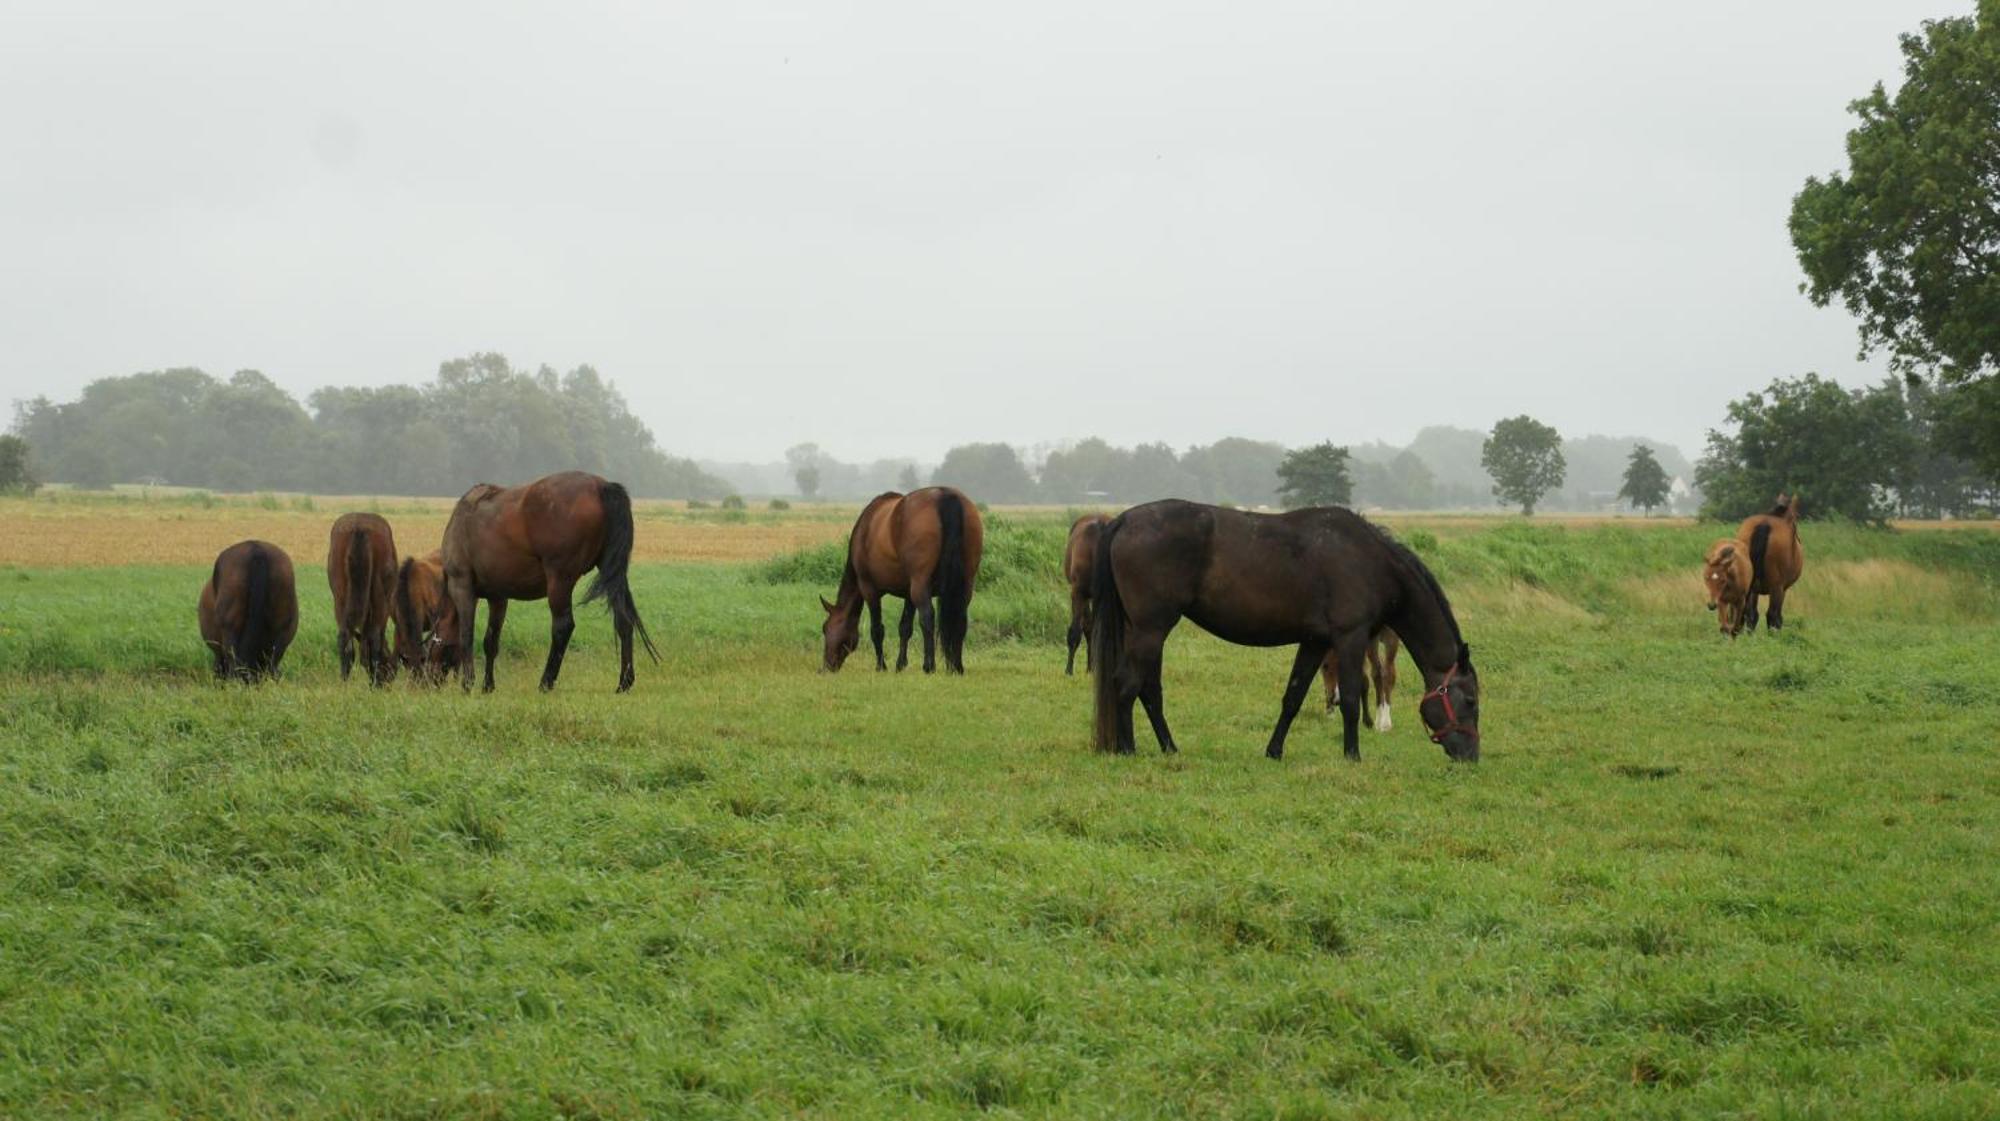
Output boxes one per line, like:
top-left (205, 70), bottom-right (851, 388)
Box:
top-left (1390, 571), bottom-right (1460, 675)
top-left (835, 560), bottom-right (864, 613)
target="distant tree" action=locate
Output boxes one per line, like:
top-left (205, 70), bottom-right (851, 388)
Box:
top-left (1694, 373), bottom-right (1914, 523)
top-left (1274, 442), bottom-right (1353, 509)
top-left (1482, 416), bottom-right (1566, 515)
top-left (785, 443), bottom-right (824, 499)
top-left (0, 435), bottom-right (36, 493)
top-left (1180, 437), bottom-right (1286, 507)
top-left (931, 442), bottom-right (1036, 504)
top-left (1617, 445), bottom-right (1671, 514)
top-left (897, 463), bottom-right (921, 492)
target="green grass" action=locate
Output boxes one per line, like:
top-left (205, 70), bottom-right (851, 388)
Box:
top-left (2, 517), bottom-right (1997, 1118)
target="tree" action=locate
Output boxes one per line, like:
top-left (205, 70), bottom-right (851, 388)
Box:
top-left (1694, 373), bottom-right (1914, 523)
top-left (1790, 4), bottom-right (2000, 474)
top-left (1274, 442), bottom-right (1353, 508)
top-left (785, 443), bottom-right (824, 499)
top-left (1482, 416), bottom-right (1565, 515)
top-left (1618, 445), bottom-right (1671, 514)
top-left (931, 443), bottom-right (1036, 504)
top-left (0, 435), bottom-right (36, 493)
top-left (897, 463), bottom-right (921, 492)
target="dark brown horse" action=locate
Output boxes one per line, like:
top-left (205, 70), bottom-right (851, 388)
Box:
top-left (1063, 513), bottom-right (1113, 675)
top-left (1734, 493), bottom-right (1805, 631)
top-left (328, 512), bottom-right (398, 685)
top-left (1092, 501), bottom-right (1478, 761)
top-left (821, 487), bottom-right (984, 673)
top-left (1320, 630), bottom-right (1401, 732)
top-left (197, 540), bottom-right (299, 682)
top-left (392, 549), bottom-right (461, 682)
top-left (441, 471), bottom-right (657, 693)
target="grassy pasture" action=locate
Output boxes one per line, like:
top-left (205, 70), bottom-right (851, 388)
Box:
top-left (1, 505), bottom-right (1997, 1118)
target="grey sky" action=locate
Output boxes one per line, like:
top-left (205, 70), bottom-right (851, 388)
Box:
top-left (0, 0), bottom-right (1952, 464)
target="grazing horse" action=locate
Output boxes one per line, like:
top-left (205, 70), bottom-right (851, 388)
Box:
top-left (441, 471), bottom-right (658, 693)
top-left (392, 549), bottom-right (460, 682)
top-left (327, 512), bottom-right (398, 684)
top-left (1092, 500), bottom-right (1479, 761)
top-left (821, 487), bottom-right (984, 674)
top-left (1702, 539), bottom-right (1753, 637)
top-left (197, 540), bottom-right (299, 682)
top-left (1734, 493), bottom-right (1805, 632)
top-left (1320, 631), bottom-right (1401, 731)
top-left (1063, 513), bottom-right (1113, 675)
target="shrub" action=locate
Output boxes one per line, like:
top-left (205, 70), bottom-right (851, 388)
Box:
top-left (721, 495), bottom-right (747, 510)
top-left (769, 498), bottom-right (792, 511)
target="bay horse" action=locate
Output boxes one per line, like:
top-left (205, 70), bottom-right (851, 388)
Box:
top-left (1063, 513), bottom-right (1113, 675)
top-left (1702, 538), bottom-right (1753, 637)
top-left (197, 540), bottom-right (299, 682)
top-left (1092, 500), bottom-right (1479, 761)
top-left (1734, 493), bottom-right (1805, 632)
top-left (441, 471), bottom-right (658, 693)
top-left (821, 487), bottom-right (983, 674)
top-left (1320, 630), bottom-right (1401, 731)
top-left (327, 512), bottom-right (398, 685)
top-left (392, 549), bottom-right (460, 683)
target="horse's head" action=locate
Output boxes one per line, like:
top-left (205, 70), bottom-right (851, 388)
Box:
top-left (395, 556), bottom-right (460, 684)
top-left (1418, 646), bottom-right (1480, 762)
top-left (820, 595), bottom-right (859, 672)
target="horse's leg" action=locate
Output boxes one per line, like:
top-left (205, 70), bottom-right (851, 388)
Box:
top-left (895, 598), bottom-right (915, 671)
top-left (1129, 630), bottom-right (1176, 754)
top-left (1743, 592), bottom-right (1760, 632)
top-left (337, 624), bottom-right (354, 681)
top-left (1371, 641), bottom-right (1394, 733)
top-left (450, 581), bottom-right (480, 693)
top-left (1065, 588), bottom-right (1086, 676)
top-left (868, 596), bottom-right (887, 671)
top-left (1266, 640), bottom-right (1333, 760)
top-left (539, 576), bottom-right (576, 692)
top-left (1766, 585), bottom-right (1787, 632)
top-left (612, 587), bottom-right (636, 694)
top-left (365, 625), bottom-right (387, 687)
top-left (1320, 651), bottom-right (1340, 713)
top-left (481, 598), bottom-right (509, 693)
top-left (913, 579), bottom-right (938, 674)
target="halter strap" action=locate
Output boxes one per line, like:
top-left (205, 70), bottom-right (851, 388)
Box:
top-left (1421, 663), bottom-right (1477, 745)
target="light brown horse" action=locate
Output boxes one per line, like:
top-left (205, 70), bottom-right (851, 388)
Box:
top-left (1063, 513), bottom-right (1113, 675)
top-left (1320, 631), bottom-right (1401, 731)
top-left (198, 540), bottom-right (298, 682)
top-left (393, 549), bottom-right (460, 682)
top-left (1734, 493), bottom-right (1805, 632)
top-left (821, 487), bottom-right (984, 673)
top-left (1702, 538), bottom-right (1753, 637)
top-left (328, 512), bottom-right (398, 685)
top-left (442, 471), bottom-right (657, 693)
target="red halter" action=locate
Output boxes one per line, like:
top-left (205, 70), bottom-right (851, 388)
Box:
top-left (1421, 663), bottom-right (1477, 745)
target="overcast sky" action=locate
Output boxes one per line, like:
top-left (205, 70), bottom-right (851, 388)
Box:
top-left (0, 0), bottom-right (1955, 464)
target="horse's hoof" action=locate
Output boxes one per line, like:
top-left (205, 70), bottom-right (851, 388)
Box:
top-left (1265, 746), bottom-right (1284, 760)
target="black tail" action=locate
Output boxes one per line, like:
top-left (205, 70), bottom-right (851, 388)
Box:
top-left (1090, 516), bottom-right (1127, 751)
top-left (1748, 522), bottom-right (1772, 593)
top-left (341, 527), bottom-right (372, 635)
top-left (581, 481), bottom-right (660, 663)
top-left (236, 544), bottom-right (273, 679)
top-left (936, 491), bottom-right (971, 672)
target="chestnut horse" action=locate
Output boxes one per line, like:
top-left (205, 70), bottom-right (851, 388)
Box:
top-left (392, 549), bottom-right (460, 682)
top-left (198, 540), bottom-right (299, 682)
top-left (1063, 513), bottom-right (1113, 675)
top-left (1092, 500), bottom-right (1478, 761)
top-left (1320, 631), bottom-right (1401, 731)
top-left (1734, 493), bottom-right (1805, 631)
top-left (1702, 538), bottom-right (1753, 636)
top-left (442, 471), bottom-right (657, 693)
top-left (821, 487), bottom-right (984, 674)
top-left (328, 512), bottom-right (398, 685)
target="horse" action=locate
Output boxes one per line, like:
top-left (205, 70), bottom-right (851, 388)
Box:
top-left (1320, 630), bottom-right (1401, 731)
top-left (327, 512), bottom-right (398, 685)
top-left (1091, 500), bottom-right (1479, 761)
top-left (1702, 538), bottom-right (1753, 637)
top-left (821, 487), bottom-right (983, 674)
top-left (197, 540), bottom-right (299, 682)
top-left (441, 471), bottom-right (658, 693)
top-left (1734, 493), bottom-right (1805, 631)
top-left (1063, 513), bottom-right (1113, 675)
top-left (392, 549), bottom-right (461, 682)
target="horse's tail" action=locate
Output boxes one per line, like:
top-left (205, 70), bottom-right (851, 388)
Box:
top-left (1748, 521), bottom-right (1772, 592)
top-left (340, 526), bottom-right (372, 636)
top-left (236, 543), bottom-right (274, 678)
top-left (1091, 516), bottom-right (1127, 751)
top-left (581, 480), bottom-right (660, 663)
top-left (936, 491), bottom-right (971, 671)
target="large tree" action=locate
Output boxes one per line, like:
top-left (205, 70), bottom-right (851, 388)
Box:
top-left (1274, 442), bottom-right (1353, 509)
top-left (931, 442), bottom-right (1036, 504)
top-left (1790, 3), bottom-right (2000, 473)
top-left (1694, 373), bottom-right (1914, 523)
top-left (1617, 445), bottom-right (1672, 514)
top-left (0, 435), bottom-right (35, 493)
top-left (1482, 416), bottom-right (1565, 515)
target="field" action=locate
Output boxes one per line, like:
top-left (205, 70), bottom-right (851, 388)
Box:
top-left (2, 495), bottom-right (1998, 1119)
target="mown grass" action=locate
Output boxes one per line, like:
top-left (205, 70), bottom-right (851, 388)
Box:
top-left (1, 514), bottom-right (1997, 1118)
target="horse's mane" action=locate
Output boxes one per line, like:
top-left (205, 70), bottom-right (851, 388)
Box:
top-left (1359, 517), bottom-right (1463, 647)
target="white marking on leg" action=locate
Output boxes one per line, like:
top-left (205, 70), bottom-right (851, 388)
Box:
top-left (1375, 702), bottom-right (1393, 732)
top-left (1330, 686), bottom-right (1341, 705)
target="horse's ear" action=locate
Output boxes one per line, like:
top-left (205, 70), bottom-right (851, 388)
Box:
top-left (1719, 544), bottom-right (1735, 560)
top-left (820, 595), bottom-right (836, 614)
